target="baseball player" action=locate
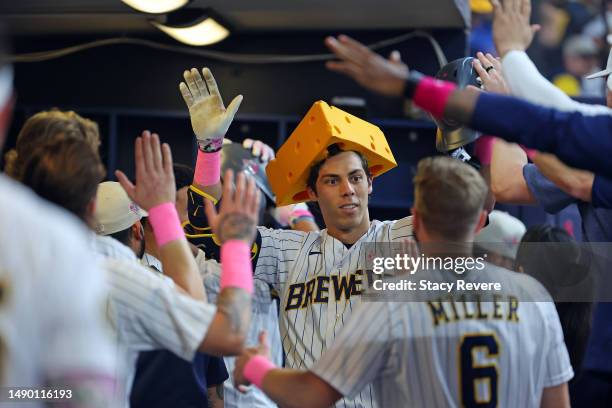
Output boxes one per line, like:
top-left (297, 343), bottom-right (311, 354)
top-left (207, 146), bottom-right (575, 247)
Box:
top-left (0, 49), bottom-right (117, 406)
top-left (179, 67), bottom-right (413, 407)
top-left (234, 157), bottom-right (573, 408)
top-left (18, 130), bottom-right (259, 407)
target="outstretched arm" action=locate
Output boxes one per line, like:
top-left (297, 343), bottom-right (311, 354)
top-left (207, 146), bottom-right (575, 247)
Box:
top-left (198, 170), bottom-right (260, 355)
top-left (325, 33), bottom-right (612, 177)
top-left (501, 51), bottom-right (611, 115)
top-left (117, 131), bottom-right (206, 301)
top-left (490, 0), bottom-right (612, 115)
top-left (233, 333), bottom-right (341, 408)
top-left (473, 51), bottom-right (601, 205)
top-left (531, 153), bottom-right (594, 203)
top-left (490, 139), bottom-right (536, 204)
top-left (180, 67), bottom-right (242, 201)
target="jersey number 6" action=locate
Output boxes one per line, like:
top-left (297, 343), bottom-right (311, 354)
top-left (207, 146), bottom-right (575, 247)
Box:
top-left (459, 333), bottom-right (500, 408)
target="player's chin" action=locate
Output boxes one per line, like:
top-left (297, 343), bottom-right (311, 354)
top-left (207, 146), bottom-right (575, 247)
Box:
top-left (336, 211), bottom-right (364, 227)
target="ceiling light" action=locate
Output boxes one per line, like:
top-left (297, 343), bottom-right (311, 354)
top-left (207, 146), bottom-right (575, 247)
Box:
top-left (151, 9), bottom-right (230, 46)
top-left (121, 0), bottom-right (190, 14)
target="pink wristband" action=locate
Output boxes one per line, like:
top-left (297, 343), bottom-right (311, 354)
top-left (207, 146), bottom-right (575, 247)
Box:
top-left (148, 202), bottom-right (185, 247)
top-left (413, 77), bottom-right (457, 119)
top-left (194, 150), bottom-right (221, 186)
top-left (243, 355), bottom-right (276, 389)
top-left (474, 135), bottom-right (496, 166)
top-left (220, 240), bottom-right (253, 294)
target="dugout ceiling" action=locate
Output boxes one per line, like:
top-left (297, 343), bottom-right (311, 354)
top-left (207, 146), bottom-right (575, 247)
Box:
top-left (1, 0), bottom-right (470, 36)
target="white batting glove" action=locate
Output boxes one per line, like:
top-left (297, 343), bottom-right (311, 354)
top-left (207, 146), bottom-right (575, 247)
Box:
top-left (179, 67), bottom-right (243, 152)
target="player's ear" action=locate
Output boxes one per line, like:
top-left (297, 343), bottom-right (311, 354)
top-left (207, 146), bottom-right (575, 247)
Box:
top-left (473, 210), bottom-right (488, 234)
top-left (307, 186), bottom-right (318, 201)
top-left (86, 198), bottom-right (97, 223)
top-left (132, 221), bottom-right (144, 240)
top-left (367, 176), bottom-right (373, 195)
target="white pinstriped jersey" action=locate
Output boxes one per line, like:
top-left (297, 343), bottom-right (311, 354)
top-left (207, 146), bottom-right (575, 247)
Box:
top-left (141, 252), bottom-right (163, 272)
top-left (0, 176), bottom-right (116, 406)
top-left (92, 236), bottom-right (215, 407)
top-left (195, 250), bottom-right (281, 407)
top-left (255, 217), bottom-right (414, 408)
top-left (312, 263), bottom-right (574, 408)
top-left (93, 235), bottom-right (136, 261)
top-left (141, 249), bottom-right (281, 407)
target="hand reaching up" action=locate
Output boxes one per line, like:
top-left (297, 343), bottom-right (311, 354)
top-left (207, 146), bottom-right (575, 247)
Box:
top-left (179, 67), bottom-right (243, 152)
top-left (115, 131), bottom-right (176, 210)
top-left (204, 170), bottom-right (261, 245)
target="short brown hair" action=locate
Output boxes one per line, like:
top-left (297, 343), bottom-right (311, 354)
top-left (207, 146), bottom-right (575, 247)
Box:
top-left (20, 138), bottom-right (105, 223)
top-left (4, 109), bottom-right (101, 180)
top-left (413, 156), bottom-right (487, 240)
top-left (306, 144), bottom-right (371, 194)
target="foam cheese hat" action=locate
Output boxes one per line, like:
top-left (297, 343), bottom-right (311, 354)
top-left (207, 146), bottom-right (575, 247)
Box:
top-left (266, 100), bottom-right (397, 206)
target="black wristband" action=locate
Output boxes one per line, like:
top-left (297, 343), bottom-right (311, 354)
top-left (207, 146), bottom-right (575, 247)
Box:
top-left (199, 145), bottom-right (222, 153)
top-left (198, 139), bottom-right (224, 153)
top-left (403, 70), bottom-right (425, 100)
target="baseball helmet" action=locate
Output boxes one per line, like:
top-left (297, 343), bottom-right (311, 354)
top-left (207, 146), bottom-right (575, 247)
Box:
top-left (221, 142), bottom-right (276, 205)
top-left (434, 57), bottom-right (482, 153)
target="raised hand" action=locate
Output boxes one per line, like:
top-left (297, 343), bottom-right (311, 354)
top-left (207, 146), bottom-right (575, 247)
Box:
top-left (179, 67), bottom-right (243, 152)
top-left (492, 0), bottom-right (540, 58)
top-left (472, 52), bottom-right (510, 95)
top-left (115, 131), bottom-right (176, 210)
top-left (242, 138), bottom-right (275, 163)
top-left (325, 35), bottom-right (409, 97)
top-left (204, 170), bottom-right (261, 245)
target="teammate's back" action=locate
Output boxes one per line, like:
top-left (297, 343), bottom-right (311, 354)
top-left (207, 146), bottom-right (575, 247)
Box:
top-left (0, 175), bottom-right (116, 404)
top-left (314, 263), bottom-right (573, 408)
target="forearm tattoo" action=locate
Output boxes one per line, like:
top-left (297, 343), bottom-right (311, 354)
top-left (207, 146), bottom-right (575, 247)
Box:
top-left (217, 212), bottom-right (256, 243)
top-left (217, 288), bottom-right (251, 336)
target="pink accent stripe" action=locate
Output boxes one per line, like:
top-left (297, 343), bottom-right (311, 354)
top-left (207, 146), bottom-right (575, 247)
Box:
top-left (220, 240), bottom-right (253, 294)
top-left (290, 209), bottom-right (313, 219)
top-left (243, 355), bottom-right (276, 389)
top-left (194, 150), bottom-right (221, 186)
top-left (148, 202), bottom-right (185, 247)
top-left (474, 135), bottom-right (496, 165)
top-left (413, 76), bottom-right (457, 119)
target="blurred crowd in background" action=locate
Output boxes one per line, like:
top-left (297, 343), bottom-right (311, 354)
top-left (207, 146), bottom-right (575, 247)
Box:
top-left (471, 0), bottom-right (611, 98)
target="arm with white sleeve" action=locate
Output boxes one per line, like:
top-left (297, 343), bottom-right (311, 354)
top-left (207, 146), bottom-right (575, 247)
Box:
top-left (110, 170), bottom-right (260, 357)
top-left (501, 50), bottom-right (612, 115)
